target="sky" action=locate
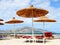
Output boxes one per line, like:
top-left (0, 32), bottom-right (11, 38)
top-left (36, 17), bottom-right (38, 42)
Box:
top-left (0, 0), bottom-right (60, 33)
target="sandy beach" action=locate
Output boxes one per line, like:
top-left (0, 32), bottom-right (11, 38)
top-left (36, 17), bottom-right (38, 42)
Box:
top-left (0, 38), bottom-right (60, 45)
top-left (0, 0), bottom-right (60, 45)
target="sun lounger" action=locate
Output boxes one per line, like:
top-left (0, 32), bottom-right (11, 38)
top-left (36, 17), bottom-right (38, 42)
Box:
top-left (35, 36), bottom-right (44, 39)
top-left (0, 35), bottom-right (3, 40)
top-left (35, 36), bottom-right (46, 43)
top-left (22, 36), bottom-right (32, 39)
top-left (44, 32), bottom-right (54, 39)
top-left (0, 35), bottom-right (6, 40)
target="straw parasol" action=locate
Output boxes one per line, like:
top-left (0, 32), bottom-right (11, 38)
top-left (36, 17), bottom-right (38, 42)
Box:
top-left (0, 22), bottom-right (4, 25)
top-left (0, 22), bottom-right (4, 38)
top-left (0, 18), bottom-right (4, 21)
top-left (16, 5), bottom-right (48, 18)
top-left (5, 17), bottom-right (24, 38)
top-left (34, 16), bottom-right (56, 22)
top-left (16, 5), bottom-right (49, 39)
top-left (33, 16), bottom-right (56, 43)
top-left (0, 19), bottom-right (4, 25)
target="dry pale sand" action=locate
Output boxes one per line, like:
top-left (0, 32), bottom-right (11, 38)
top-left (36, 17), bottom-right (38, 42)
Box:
top-left (0, 38), bottom-right (60, 45)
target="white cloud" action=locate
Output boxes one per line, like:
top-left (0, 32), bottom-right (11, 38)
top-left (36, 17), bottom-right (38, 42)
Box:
top-left (0, 0), bottom-right (30, 8)
top-left (0, 0), bottom-right (60, 32)
top-left (31, 0), bottom-right (60, 22)
top-left (0, 0), bottom-right (59, 22)
top-left (0, 0), bottom-right (31, 21)
top-left (29, 0), bottom-right (60, 33)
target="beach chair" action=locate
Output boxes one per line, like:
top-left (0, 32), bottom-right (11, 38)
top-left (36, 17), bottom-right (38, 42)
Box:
top-left (35, 36), bottom-right (46, 43)
top-left (22, 36), bottom-right (32, 39)
top-left (44, 32), bottom-right (54, 39)
top-left (0, 35), bottom-right (3, 40)
top-left (23, 36), bottom-right (32, 42)
top-left (0, 35), bottom-right (6, 40)
top-left (35, 35), bottom-right (44, 39)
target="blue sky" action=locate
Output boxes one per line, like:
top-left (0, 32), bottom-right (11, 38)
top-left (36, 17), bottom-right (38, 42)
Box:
top-left (0, 0), bottom-right (60, 33)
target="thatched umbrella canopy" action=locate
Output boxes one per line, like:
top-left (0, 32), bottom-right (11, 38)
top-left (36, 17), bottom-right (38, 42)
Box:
top-left (5, 17), bottom-right (24, 38)
top-left (16, 5), bottom-right (49, 39)
top-left (0, 18), bottom-right (4, 21)
top-left (34, 16), bottom-right (56, 43)
top-left (0, 23), bottom-right (4, 25)
top-left (34, 16), bottom-right (56, 22)
top-left (16, 5), bottom-right (48, 18)
top-left (5, 17), bottom-right (24, 24)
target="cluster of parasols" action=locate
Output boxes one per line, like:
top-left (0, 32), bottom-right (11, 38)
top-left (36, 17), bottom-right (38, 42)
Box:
top-left (0, 5), bottom-right (56, 41)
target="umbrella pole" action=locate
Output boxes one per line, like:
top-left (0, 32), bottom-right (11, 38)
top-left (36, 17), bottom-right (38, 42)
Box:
top-left (14, 24), bottom-right (16, 38)
top-left (32, 9), bottom-right (34, 39)
top-left (32, 17), bottom-right (34, 39)
top-left (43, 22), bottom-right (45, 43)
